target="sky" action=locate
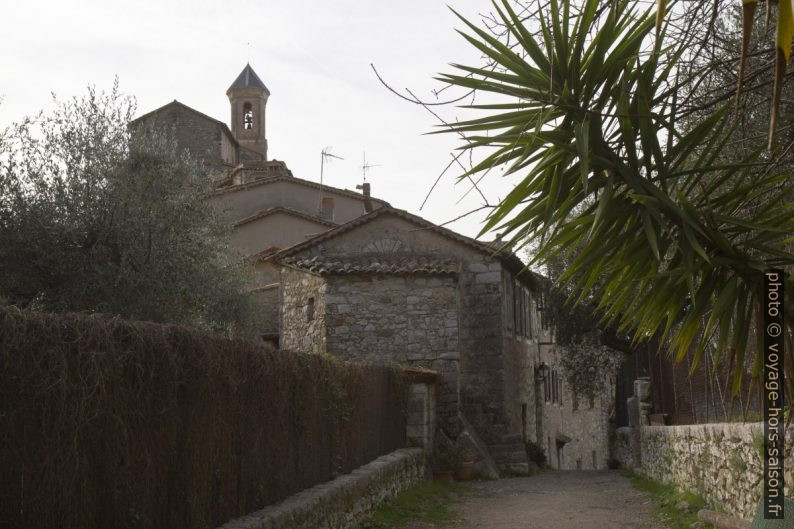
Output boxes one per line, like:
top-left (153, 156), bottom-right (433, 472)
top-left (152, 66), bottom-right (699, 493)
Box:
top-left (0, 0), bottom-right (521, 239)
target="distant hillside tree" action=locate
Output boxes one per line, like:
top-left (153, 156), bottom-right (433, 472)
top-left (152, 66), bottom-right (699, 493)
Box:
top-left (0, 81), bottom-right (257, 334)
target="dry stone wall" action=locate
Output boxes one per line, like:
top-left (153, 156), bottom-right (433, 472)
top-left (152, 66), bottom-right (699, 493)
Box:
top-left (217, 448), bottom-right (425, 529)
top-left (615, 423), bottom-right (794, 520)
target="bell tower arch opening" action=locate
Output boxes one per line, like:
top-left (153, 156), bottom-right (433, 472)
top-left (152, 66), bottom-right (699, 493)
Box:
top-left (227, 63), bottom-right (270, 160)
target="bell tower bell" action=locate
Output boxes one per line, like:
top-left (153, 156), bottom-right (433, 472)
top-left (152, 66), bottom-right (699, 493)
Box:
top-left (227, 63), bottom-right (269, 160)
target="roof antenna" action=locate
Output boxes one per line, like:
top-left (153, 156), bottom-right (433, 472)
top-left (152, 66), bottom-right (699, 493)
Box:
top-left (318, 147), bottom-right (344, 217)
top-left (320, 146), bottom-right (344, 187)
top-left (360, 151), bottom-right (380, 182)
top-left (357, 151), bottom-right (379, 213)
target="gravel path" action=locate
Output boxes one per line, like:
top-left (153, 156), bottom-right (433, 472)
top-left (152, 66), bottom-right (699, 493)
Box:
top-left (436, 470), bottom-right (664, 529)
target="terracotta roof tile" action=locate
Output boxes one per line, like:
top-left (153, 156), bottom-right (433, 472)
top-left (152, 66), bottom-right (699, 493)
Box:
top-left (281, 255), bottom-right (461, 275)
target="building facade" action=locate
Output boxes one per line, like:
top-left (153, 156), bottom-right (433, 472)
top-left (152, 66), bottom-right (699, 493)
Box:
top-left (274, 207), bottom-right (614, 470)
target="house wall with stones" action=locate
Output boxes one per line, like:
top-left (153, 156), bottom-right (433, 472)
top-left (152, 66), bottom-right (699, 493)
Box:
top-left (277, 212), bottom-right (545, 452)
top-left (498, 269), bottom-right (545, 449)
top-left (321, 273), bottom-right (461, 434)
top-left (534, 341), bottom-right (614, 470)
top-left (280, 266), bottom-right (326, 355)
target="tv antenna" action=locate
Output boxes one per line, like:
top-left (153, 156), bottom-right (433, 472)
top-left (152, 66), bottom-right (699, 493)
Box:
top-left (320, 147), bottom-right (344, 187)
top-left (360, 151), bottom-right (380, 182)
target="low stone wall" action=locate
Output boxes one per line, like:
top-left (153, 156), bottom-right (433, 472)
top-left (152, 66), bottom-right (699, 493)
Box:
top-left (616, 423), bottom-right (794, 520)
top-left (218, 448), bottom-right (425, 529)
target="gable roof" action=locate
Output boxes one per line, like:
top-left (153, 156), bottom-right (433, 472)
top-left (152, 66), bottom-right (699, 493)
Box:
top-left (272, 206), bottom-right (546, 289)
top-left (233, 206), bottom-right (337, 229)
top-left (207, 173), bottom-right (390, 207)
top-left (227, 63), bottom-right (270, 95)
top-left (281, 255), bottom-right (461, 276)
top-left (131, 100), bottom-right (238, 146)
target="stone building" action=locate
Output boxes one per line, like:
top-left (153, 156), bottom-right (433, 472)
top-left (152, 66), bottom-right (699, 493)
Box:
top-left (133, 63), bottom-right (614, 470)
top-left (273, 206), bottom-right (614, 469)
top-left (131, 64), bottom-right (386, 339)
top-left (535, 344), bottom-right (615, 470)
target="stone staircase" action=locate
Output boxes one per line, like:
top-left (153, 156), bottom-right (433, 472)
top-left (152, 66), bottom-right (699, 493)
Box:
top-left (488, 433), bottom-right (530, 474)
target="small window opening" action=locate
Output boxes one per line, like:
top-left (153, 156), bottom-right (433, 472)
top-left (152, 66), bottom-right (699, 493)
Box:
top-left (306, 297), bottom-right (315, 322)
top-left (243, 102), bottom-right (253, 130)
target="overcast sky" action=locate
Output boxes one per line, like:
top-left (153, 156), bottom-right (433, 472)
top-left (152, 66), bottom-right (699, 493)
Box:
top-left (1, 0), bottom-right (521, 239)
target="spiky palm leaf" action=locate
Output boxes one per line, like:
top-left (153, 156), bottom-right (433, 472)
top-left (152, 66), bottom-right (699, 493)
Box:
top-left (438, 0), bottom-right (794, 396)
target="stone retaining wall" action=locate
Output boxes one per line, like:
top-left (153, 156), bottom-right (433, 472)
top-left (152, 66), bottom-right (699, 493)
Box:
top-left (217, 448), bottom-right (425, 529)
top-left (614, 423), bottom-right (794, 520)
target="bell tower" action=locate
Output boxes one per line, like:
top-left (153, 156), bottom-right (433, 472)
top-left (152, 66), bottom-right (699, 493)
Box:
top-left (227, 63), bottom-right (269, 159)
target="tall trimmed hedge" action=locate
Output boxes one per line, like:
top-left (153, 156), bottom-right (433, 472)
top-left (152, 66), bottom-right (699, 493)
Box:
top-left (0, 307), bottom-right (407, 529)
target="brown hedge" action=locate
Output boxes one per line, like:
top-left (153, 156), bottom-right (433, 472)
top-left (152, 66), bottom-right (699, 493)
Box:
top-left (0, 307), bottom-right (407, 529)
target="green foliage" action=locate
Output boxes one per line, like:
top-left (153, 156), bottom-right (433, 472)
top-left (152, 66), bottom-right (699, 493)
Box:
top-left (438, 0), bottom-right (794, 397)
top-left (624, 470), bottom-right (714, 529)
top-left (359, 481), bottom-right (467, 529)
top-left (432, 434), bottom-right (464, 471)
top-left (0, 81), bottom-right (256, 334)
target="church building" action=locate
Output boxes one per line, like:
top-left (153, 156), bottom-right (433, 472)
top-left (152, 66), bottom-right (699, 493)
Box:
top-left (131, 64), bottom-right (387, 339)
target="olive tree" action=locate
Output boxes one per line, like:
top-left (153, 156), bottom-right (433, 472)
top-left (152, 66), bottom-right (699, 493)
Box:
top-left (0, 81), bottom-right (257, 334)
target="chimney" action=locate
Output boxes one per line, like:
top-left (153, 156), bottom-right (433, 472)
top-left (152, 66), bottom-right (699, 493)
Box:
top-left (356, 182), bottom-right (373, 213)
top-left (320, 197), bottom-right (335, 220)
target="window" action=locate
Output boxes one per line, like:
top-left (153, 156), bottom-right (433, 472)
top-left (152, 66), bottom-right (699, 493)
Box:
top-left (504, 274), bottom-right (514, 333)
top-left (243, 102), bottom-right (253, 130)
top-left (572, 390), bottom-right (579, 411)
top-left (538, 291), bottom-right (550, 331)
top-left (526, 290), bottom-right (533, 339)
top-left (514, 282), bottom-right (523, 336)
top-left (588, 395), bottom-right (595, 409)
top-left (557, 375), bottom-right (562, 405)
top-left (306, 297), bottom-right (315, 322)
top-left (544, 373), bottom-right (551, 402)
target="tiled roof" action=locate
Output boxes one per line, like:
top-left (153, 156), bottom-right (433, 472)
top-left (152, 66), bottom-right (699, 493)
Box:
top-left (227, 63), bottom-right (270, 94)
top-left (281, 255), bottom-right (461, 275)
top-left (233, 207), bottom-right (337, 228)
top-left (207, 173), bottom-right (390, 207)
top-left (273, 206), bottom-right (546, 289)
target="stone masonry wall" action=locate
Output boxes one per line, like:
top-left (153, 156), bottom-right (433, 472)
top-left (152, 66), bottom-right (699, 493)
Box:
top-left (457, 259), bottom-right (508, 446)
top-left (280, 267), bottom-right (326, 354)
top-left (324, 274), bottom-right (461, 435)
top-left (135, 104), bottom-right (231, 175)
top-left (217, 448), bottom-right (425, 529)
top-left (615, 423), bottom-right (794, 520)
top-left (540, 344), bottom-right (614, 470)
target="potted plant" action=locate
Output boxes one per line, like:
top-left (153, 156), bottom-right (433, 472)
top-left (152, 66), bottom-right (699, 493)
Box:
top-left (432, 438), bottom-right (461, 482)
top-left (456, 445), bottom-right (476, 481)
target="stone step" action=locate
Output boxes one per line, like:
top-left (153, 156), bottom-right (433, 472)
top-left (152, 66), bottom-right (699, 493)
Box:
top-left (499, 433), bottom-right (524, 445)
top-left (488, 442), bottom-right (526, 456)
top-left (492, 451), bottom-right (528, 464)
